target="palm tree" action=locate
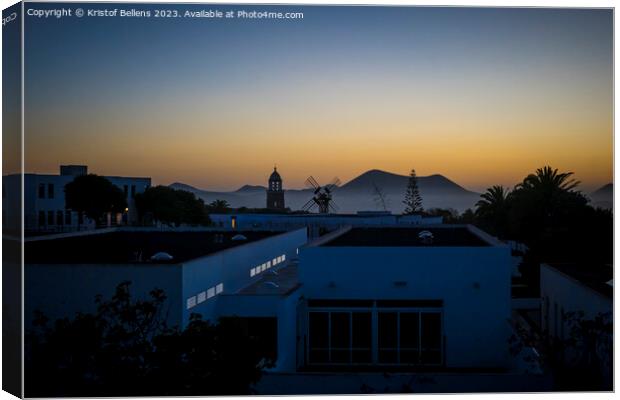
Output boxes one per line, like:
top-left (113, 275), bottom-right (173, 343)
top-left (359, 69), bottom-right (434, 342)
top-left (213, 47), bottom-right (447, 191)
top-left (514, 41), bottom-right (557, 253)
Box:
top-left (208, 199), bottom-right (231, 213)
top-left (518, 166), bottom-right (580, 193)
top-left (476, 185), bottom-right (510, 215)
top-left (475, 185), bottom-right (510, 237)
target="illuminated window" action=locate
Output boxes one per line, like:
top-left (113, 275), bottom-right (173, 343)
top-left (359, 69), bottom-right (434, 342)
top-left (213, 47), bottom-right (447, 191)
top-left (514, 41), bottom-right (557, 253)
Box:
top-left (207, 287), bottom-right (215, 299)
top-left (283, 254), bottom-right (286, 261)
top-left (197, 291), bottom-right (207, 303)
top-left (273, 258), bottom-right (277, 265)
top-left (267, 261), bottom-right (272, 268)
top-left (250, 268), bottom-right (256, 277)
top-left (216, 283), bottom-right (224, 294)
top-left (186, 296), bottom-right (197, 309)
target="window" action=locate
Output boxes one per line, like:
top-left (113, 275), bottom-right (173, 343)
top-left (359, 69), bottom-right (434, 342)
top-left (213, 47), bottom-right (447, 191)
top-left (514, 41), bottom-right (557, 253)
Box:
top-left (186, 296), bottom-right (197, 309)
top-left (57, 211), bottom-right (63, 225)
top-left (309, 311), bottom-right (372, 364)
top-left (131, 185), bottom-right (136, 198)
top-left (207, 287), bottom-right (215, 299)
top-left (38, 183), bottom-right (45, 199)
top-left (38, 211), bottom-right (45, 226)
top-left (65, 211), bottom-right (71, 225)
top-left (216, 283), bottom-right (224, 294)
top-left (47, 211), bottom-right (54, 225)
top-left (48, 184), bottom-right (54, 199)
top-left (282, 254), bottom-right (286, 261)
top-left (197, 291), bottom-right (207, 304)
top-left (123, 185), bottom-right (128, 197)
top-left (250, 268), bottom-right (256, 277)
top-left (308, 302), bottom-right (442, 366)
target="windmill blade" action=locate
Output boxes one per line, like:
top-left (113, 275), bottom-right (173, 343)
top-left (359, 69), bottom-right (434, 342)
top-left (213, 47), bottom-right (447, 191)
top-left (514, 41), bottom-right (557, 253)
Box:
top-left (301, 198), bottom-right (316, 211)
top-left (305, 176), bottom-right (320, 190)
top-left (329, 200), bottom-right (340, 213)
top-left (328, 177), bottom-right (341, 187)
top-left (324, 177), bottom-right (341, 193)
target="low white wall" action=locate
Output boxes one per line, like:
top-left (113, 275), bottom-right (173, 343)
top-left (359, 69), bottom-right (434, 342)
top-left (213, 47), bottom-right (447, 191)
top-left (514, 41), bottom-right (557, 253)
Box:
top-left (25, 263), bottom-right (183, 328)
top-left (181, 228), bottom-right (308, 325)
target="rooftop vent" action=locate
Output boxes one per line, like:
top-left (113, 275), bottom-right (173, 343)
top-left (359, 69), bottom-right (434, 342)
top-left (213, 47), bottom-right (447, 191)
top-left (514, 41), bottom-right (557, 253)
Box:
top-left (231, 234), bottom-right (248, 241)
top-left (150, 252), bottom-right (174, 261)
top-left (418, 230), bottom-right (434, 245)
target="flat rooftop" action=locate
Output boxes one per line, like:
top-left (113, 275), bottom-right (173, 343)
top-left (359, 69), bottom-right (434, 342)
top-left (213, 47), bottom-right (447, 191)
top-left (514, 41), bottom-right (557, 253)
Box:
top-left (25, 230), bottom-right (282, 264)
top-left (237, 264), bottom-right (300, 296)
top-left (546, 263), bottom-right (613, 299)
top-left (322, 226), bottom-right (490, 247)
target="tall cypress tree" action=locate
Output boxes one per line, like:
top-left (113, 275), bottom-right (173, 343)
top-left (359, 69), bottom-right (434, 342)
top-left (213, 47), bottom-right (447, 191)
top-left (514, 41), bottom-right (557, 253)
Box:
top-left (403, 168), bottom-right (423, 214)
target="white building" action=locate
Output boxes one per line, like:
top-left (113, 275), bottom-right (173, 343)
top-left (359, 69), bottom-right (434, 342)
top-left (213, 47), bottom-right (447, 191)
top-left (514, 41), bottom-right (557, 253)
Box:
top-left (3, 165), bottom-right (151, 234)
top-left (25, 224), bottom-right (548, 392)
top-left (210, 212), bottom-right (443, 238)
top-left (540, 262), bottom-right (612, 388)
top-left (25, 228), bottom-right (308, 328)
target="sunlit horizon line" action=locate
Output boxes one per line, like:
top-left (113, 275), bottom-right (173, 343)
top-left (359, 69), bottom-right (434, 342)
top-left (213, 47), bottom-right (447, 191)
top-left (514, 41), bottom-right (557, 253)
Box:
top-left (20, 165), bottom-right (612, 195)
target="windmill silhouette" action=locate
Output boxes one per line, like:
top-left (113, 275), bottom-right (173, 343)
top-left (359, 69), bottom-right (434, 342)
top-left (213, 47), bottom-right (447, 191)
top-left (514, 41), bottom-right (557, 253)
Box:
top-left (301, 176), bottom-right (341, 214)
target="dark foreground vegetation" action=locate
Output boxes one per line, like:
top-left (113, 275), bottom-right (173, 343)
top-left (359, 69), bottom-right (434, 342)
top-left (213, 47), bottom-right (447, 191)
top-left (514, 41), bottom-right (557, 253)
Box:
top-left (25, 283), bottom-right (272, 397)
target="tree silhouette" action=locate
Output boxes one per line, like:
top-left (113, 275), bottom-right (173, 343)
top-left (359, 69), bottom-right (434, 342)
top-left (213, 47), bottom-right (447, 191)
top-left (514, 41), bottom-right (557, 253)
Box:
top-left (402, 169), bottom-right (423, 214)
top-left (475, 185), bottom-right (511, 237)
top-left (207, 199), bottom-right (232, 213)
top-left (64, 174), bottom-right (127, 228)
top-left (134, 186), bottom-right (211, 226)
top-left (26, 282), bottom-right (270, 397)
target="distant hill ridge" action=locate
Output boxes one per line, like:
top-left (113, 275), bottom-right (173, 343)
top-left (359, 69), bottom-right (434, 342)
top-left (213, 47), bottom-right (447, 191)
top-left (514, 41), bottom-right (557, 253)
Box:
top-left (169, 169), bottom-right (481, 212)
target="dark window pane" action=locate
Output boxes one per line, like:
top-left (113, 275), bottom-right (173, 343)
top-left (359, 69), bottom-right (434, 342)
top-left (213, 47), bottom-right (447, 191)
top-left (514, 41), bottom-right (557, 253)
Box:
top-left (331, 312), bottom-right (350, 348)
top-left (65, 211), bottom-right (71, 225)
top-left (56, 211), bottom-right (63, 225)
top-left (379, 349), bottom-right (397, 364)
top-left (421, 313), bottom-right (442, 349)
top-left (38, 211), bottom-right (45, 226)
top-left (38, 184), bottom-right (45, 199)
top-left (400, 312), bottom-right (420, 348)
top-left (421, 349), bottom-right (441, 364)
top-left (352, 312), bottom-right (371, 348)
top-left (331, 349), bottom-right (349, 363)
top-left (378, 312), bottom-right (397, 348)
top-left (309, 312), bottom-right (328, 348)
top-left (309, 349), bottom-right (328, 363)
top-left (400, 349), bottom-right (419, 364)
top-left (352, 349), bottom-right (372, 363)
top-left (47, 211), bottom-right (54, 225)
top-left (48, 184), bottom-right (54, 199)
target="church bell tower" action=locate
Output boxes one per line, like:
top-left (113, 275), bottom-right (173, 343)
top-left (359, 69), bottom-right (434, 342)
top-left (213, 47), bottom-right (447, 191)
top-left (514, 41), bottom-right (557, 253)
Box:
top-left (266, 166), bottom-right (285, 210)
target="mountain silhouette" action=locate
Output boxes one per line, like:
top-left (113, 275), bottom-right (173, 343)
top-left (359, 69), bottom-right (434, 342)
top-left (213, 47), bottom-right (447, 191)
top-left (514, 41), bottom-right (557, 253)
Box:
top-left (339, 169), bottom-right (478, 196)
top-left (169, 169), bottom-right (481, 213)
top-left (589, 183), bottom-right (612, 210)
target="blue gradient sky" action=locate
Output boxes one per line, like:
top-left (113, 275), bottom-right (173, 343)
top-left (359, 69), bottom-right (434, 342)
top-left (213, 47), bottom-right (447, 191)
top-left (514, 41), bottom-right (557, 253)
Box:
top-left (24, 5), bottom-right (612, 191)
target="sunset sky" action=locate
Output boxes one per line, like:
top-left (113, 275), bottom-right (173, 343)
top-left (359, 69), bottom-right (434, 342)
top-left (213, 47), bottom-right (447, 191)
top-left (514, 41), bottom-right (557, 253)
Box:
top-left (23, 5), bottom-right (612, 192)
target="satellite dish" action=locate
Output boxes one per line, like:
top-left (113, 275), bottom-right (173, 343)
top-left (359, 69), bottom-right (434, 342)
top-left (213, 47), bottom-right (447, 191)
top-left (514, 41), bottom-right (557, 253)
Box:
top-left (150, 252), bottom-right (174, 261)
top-left (418, 230), bottom-right (434, 244)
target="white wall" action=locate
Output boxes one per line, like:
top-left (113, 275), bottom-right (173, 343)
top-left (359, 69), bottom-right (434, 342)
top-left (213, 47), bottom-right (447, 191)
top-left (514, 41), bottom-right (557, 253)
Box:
top-left (180, 228), bottom-right (308, 325)
top-left (540, 264), bottom-right (612, 339)
top-left (25, 263), bottom-right (183, 328)
top-left (299, 244), bottom-right (512, 369)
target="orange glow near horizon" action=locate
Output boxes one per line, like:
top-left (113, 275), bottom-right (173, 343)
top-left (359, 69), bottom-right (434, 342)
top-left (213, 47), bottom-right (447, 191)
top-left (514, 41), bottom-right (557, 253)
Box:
top-left (22, 7), bottom-right (613, 193)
